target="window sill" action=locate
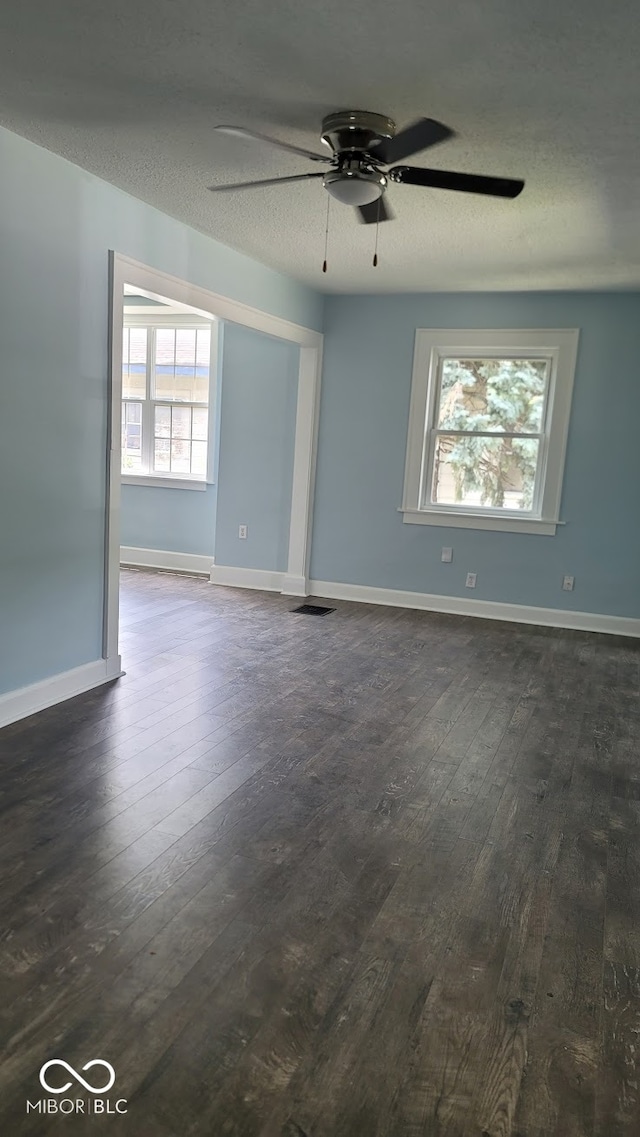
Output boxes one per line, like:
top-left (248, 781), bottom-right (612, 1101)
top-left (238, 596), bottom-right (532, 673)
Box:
top-left (122, 475), bottom-right (209, 492)
top-left (400, 508), bottom-right (561, 536)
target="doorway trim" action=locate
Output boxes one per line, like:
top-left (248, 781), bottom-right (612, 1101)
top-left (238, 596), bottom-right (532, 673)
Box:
top-left (106, 253), bottom-right (323, 663)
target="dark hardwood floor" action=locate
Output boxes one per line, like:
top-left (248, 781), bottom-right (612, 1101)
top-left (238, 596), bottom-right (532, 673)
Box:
top-left (1, 568), bottom-right (639, 1136)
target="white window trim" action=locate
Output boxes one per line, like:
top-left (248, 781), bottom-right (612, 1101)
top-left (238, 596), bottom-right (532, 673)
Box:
top-left (401, 328), bottom-right (580, 535)
top-left (121, 475), bottom-right (208, 491)
top-left (122, 314), bottom-right (218, 487)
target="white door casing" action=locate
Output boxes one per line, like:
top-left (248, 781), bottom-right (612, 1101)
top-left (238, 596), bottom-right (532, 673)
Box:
top-left (106, 252), bottom-right (323, 662)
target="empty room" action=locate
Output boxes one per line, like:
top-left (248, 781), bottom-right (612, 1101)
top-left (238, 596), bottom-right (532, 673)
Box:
top-left (0, 1), bottom-right (639, 1134)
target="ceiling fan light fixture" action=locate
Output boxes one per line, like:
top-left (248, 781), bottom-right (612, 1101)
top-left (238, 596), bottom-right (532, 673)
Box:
top-left (323, 169), bottom-right (387, 206)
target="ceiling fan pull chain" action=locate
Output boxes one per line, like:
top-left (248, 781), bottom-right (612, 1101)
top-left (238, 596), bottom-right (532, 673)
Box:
top-left (373, 197), bottom-right (381, 267)
top-left (322, 194), bottom-right (331, 273)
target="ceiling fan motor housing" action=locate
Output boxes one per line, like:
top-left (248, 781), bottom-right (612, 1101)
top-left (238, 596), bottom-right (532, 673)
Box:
top-left (320, 110), bottom-right (396, 156)
top-left (320, 113), bottom-right (394, 206)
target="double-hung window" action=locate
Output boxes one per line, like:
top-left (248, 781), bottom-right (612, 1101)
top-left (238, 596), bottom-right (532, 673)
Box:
top-left (401, 329), bottom-right (579, 534)
top-left (121, 319), bottom-right (215, 488)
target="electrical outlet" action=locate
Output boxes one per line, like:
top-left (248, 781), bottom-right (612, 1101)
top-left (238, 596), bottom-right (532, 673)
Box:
top-left (562, 575), bottom-right (574, 591)
top-left (441, 547), bottom-right (453, 563)
top-left (238, 524), bottom-right (248, 539)
top-left (465, 572), bottom-right (477, 589)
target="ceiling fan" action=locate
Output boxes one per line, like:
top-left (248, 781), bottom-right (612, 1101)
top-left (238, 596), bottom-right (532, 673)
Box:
top-left (208, 110), bottom-right (525, 223)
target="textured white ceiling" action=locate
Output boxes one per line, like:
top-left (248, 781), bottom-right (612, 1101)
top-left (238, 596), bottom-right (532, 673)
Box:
top-left (1, 0), bottom-right (639, 293)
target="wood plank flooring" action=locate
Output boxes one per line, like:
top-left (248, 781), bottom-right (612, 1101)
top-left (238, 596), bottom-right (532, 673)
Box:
top-left (0, 567), bottom-right (638, 1135)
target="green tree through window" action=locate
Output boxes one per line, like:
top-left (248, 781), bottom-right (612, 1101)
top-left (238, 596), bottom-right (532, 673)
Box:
top-left (433, 358), bottom-right (548, 510)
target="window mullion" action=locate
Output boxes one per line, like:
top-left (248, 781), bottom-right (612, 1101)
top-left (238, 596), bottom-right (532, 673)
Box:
top-left (142, 329), bottom-right (154, 474)
top-left (432, 429), bottom-right (543, 440)
top-left (142, 404), bottom-right (153, 475)
top-left (421, 426), bottom-right (437, 509)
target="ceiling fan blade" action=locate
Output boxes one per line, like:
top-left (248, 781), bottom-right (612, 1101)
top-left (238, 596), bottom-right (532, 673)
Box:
top-left (390, 166), bottom-right (525, 198)
top-left (214, 125), bottom-right (330, 163)
top-left (371, 118), bottom-right (454, 165)
top-left (208, 172), bottom-right (325, 193)
top-left (356, 197), bottom-right (395, 224)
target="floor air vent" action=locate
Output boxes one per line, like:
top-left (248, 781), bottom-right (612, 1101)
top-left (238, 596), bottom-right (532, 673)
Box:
top-left (291, 604), bottom-right (336, 616)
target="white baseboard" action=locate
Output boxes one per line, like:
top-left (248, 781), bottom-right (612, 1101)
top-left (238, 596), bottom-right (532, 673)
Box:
top-left (124, 552), bottom-right (291, 594)
top-left (120, 546), bottom-right (213, 575)
top-left (209, 564), bottom-right (286, 592)
top-left (280, 573), bottom-right (309, 597)
top-left (0, 656), bottom-right (123, 730)
top-left (121, 551), bottom-right (639, 639)
top-left (308, 579), bottom-right (640, 639)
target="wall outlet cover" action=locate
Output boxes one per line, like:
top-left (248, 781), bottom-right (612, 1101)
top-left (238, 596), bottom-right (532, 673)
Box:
top-left (441, 547), bottom-right (453, 562)
top-left (465, 572), bottom-right (477, 588)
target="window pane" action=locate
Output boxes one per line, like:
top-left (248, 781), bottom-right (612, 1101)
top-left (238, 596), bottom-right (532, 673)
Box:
top-left (192, 407), bottom-right (208, 441)
top-left (154, 437), bottom-right (170, 471)
top-left (155, 405), bottom-right (171, 437)
top-left (171, 438), bottom-right (191, 473)
top-left (175, 329), bottom-right (197, 364)
top-left (438, 358), bottom-right (547, 433)
top-left (171, 406), bottom-right (191, 439)
top-left (193, 328), bottom-right (211, 402)
top-left (191, 440), bottom-right (207, 477)
top-left (122, 327), bottom-right (147, 399)
top-left (123, 368), bottom-right (145, 399)
top-left (155, 328), bottom-right (176, 363)
top-left (196, 328), bottom-right (211, 367)
top-left (152, 403), bottom-right (208, 477)
top-left (121, 401), bottom-right (143, 471)
top-left (127, 327), bottom-right (147, 362)
top-left (430, 434), bottom-right (540, 511)
top-left (154, 326), bottom-right (210, 402)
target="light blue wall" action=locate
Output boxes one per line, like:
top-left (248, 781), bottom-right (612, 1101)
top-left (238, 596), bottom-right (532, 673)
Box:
top-left (0, 125), bottom-right (322, 696)
top-left (214, 324), bottom-right (299, 572)
top-left (120, 485), bottom-right (217, 556)
top-left (312, 293), bottom-right (640, 618)
top-left (120, 322), bottom-right (299, 565)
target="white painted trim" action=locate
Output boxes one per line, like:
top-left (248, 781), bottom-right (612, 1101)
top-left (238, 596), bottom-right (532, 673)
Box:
top-left (105, 252), bottom-right (122, 662)
top-left (308, 580), bottom-right (640, 639)
top-left (287, 343), bottom-right (323, 588)
top-left (123, 304), bottom-right (190, 316)
top-left (0, 657), bottom-right (123, 730)
top-left (113, 255), bottom-right (323, 348)
top-left (400, 508), bottom-right (559, 535)
top-left (401, 328), bottom-right (579, 535)
top-left (199, 565), bottom-right (638, 641)
top-left (121, 547), bottom-right (213, 575)
top-left (106, 253), bottom-right (324, 672)
top-left (123, 312), bottom-right (213, 328)
top-left (281, 573), bottom-right (309, 597)
top-left (122, 475), bottom-right (208, 491)
top-left (209, 565), bottom-right (285, 592)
